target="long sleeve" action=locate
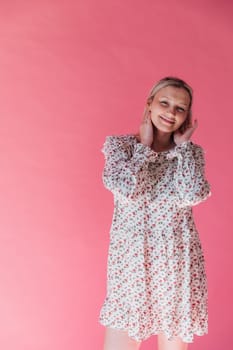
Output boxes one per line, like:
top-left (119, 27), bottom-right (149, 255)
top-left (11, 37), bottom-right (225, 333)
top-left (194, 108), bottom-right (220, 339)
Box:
top-left (101, 135), bottom-right (158, 199)
top-left (167, 140), bottom-right (212, 208)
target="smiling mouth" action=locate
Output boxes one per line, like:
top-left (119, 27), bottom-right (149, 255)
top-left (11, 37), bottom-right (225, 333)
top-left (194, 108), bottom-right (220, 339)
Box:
top-left (159, 115), bottom-right (175, 124)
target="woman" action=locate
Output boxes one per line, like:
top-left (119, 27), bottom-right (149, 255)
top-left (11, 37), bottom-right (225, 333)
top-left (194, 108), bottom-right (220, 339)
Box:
top-left (99, 76), bottom-right (211, 350)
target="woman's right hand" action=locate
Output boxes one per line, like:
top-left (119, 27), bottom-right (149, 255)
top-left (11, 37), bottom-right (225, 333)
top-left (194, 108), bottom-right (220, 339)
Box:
top-left (139, 107), bottom-right (154, 147)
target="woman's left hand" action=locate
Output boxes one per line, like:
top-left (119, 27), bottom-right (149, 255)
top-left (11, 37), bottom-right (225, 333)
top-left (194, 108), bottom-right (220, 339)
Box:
top-left (173, 118), bottom-right (198, 145)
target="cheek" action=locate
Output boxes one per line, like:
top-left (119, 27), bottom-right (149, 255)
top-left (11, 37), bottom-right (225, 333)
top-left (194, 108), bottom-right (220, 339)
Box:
top-left (176, 115), bottom-right (189, 130)
top-left (150, 105), bottom-right (161, 116)
top-left (179, 116), bottom-right (187, 124)
top-left (179, 113), bottom-right (189, 123)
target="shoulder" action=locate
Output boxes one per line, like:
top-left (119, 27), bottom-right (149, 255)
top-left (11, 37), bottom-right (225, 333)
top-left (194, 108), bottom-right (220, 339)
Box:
top-left (104, 134), bottom-right (138, 144)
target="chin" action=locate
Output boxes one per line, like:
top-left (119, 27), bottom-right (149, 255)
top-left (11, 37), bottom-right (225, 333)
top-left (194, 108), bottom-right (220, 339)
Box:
top-left (152, 124), bottom-right (175, 133)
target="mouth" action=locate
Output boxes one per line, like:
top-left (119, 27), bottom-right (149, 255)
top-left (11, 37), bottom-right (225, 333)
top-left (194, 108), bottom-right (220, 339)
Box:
top-left (159, 115), bottom-right (175, 125)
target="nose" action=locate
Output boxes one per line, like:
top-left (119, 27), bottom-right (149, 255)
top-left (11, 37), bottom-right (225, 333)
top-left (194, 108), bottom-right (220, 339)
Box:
top-left (167, 105), bottom-right (176, 116)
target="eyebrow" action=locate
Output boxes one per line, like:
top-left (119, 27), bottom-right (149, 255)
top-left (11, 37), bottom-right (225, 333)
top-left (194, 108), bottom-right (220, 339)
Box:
top-left (160, 96), bottom-right (188, 106)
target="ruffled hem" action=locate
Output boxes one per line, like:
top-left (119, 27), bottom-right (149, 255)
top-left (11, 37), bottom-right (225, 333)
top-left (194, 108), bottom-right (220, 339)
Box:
top-left (99, 298), bottom-right (208, 344)
top-left (99, 318), bottom-right (208, 344)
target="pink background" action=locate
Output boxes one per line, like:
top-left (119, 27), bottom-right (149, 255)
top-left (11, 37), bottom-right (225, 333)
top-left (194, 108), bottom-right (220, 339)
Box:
top-left (0, 0), bottom-right (232, 349)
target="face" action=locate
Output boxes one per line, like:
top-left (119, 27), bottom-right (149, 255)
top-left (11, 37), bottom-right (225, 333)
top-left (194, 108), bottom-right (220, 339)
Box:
top-left (148, 85), bottom-right (191, 133)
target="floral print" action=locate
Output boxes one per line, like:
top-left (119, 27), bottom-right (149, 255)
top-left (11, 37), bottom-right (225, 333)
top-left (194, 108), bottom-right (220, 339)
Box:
top-left (98, 134), bottom-right (211, 343)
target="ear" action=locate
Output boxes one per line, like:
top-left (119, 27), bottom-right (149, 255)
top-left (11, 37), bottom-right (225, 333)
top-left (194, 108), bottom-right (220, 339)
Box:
top-left (147, 102), bottom-right (151, 112)
top-left (147, 97), bottom-right (153, 108)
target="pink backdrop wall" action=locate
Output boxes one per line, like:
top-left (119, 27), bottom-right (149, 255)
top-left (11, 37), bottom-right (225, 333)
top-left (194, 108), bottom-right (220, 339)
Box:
top-left (0, 0), bottom-right (232, 349)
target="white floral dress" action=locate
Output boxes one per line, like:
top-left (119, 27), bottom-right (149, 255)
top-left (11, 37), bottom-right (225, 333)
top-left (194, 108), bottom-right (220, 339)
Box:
top-left (98, 134), bottom-right (211, 343)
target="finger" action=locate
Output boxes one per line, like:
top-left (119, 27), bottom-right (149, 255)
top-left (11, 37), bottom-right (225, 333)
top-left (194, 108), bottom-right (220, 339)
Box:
top-left (142, 115), bottom-right (149, 123)
top-left (147, 111), bottom-right (151, 120)
top-left (193, 119), bottom-right (198, 128)
top-left (187, 122), bottom-right (198, 137)
top-left (186, 118), bottom-right (194, 127)
top-left (188, 118), bottom-right (198, 130)
top-left (189, 119), bottom-right (198, 131)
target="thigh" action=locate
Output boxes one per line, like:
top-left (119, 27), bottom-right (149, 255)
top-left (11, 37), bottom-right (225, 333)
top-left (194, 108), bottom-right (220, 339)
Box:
top-left (157, 332), bottom-right (188, 350)
top-left (103, 327), bottom-right (142, 350)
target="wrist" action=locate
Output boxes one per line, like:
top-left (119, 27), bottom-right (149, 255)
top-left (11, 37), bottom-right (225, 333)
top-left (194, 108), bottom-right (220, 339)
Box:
top-left (175, 140), bottom-right (191, 146)
top-left (140, 141), bottom-right (152, 148)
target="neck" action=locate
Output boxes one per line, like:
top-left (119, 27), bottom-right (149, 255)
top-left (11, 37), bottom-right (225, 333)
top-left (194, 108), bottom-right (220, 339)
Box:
top-left (152, 128), bottom-right (175, 152)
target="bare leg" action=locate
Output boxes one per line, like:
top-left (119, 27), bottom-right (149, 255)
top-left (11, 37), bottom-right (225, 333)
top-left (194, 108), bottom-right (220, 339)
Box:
top-left (158, 333), bottom-right (188, 350)
top-left (103, 327), bottom-right (142, 350)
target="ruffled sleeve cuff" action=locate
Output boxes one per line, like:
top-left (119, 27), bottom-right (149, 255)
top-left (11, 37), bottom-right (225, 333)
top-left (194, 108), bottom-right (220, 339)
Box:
top-left (133, 142), bottom-right (158, 162)
top-left (166, 140), bottom-right (194, 160)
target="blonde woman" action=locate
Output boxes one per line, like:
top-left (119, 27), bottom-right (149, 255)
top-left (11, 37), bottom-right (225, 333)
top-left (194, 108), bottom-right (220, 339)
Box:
top-left (99, 76), bottom-right (211, 350)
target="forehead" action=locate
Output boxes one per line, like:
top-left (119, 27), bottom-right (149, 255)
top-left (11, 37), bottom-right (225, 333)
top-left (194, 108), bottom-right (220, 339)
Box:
top-left (155, 85), bottom-right (190, 105)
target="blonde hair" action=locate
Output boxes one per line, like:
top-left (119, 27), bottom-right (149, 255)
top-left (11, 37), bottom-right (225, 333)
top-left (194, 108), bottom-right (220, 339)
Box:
top-left (137, 76), bottom-right (193, 138)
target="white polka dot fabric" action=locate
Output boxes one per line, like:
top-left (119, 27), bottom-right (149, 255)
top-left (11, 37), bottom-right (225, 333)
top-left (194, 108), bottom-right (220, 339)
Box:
top-left (98, 134), bottom-right (211, 343)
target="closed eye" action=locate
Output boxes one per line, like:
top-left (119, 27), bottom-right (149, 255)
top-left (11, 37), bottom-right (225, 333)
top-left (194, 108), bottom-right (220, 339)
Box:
top-left (177, 107), bottom-right (185, 112)
top-left (160, 101), bottom-right (186, 112)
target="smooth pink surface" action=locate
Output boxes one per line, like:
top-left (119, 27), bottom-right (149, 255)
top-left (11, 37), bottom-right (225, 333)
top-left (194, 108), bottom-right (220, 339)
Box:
top-left (0, 0), bottom-right (231, 349)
